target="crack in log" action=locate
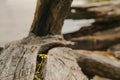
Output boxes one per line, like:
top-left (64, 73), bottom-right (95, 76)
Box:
top-left (13, 46), bottom-right (27, 80)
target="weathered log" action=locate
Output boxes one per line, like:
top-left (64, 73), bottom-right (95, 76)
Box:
top-left (66, 26), bottom-right (120, 50)
top-left (0, 0), bottom-right (73, 80)
top-left (108, 44), bottom-right (120, 59)
top-left (64, 1), bottom-right (120, 40)
top-left (67, 1), bottom-right (120, 22)
top-left (39, 47), bottom-right (88, 80)
top-left (0, 35), bottom-right (66, 80)
top-left (30, 0), bottom-right (73, 36)
top-left (0, 44), bottom-right (40, 80)
top-left (74, 50), bottom-right (120, 80)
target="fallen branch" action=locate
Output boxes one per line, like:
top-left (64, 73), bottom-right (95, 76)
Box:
top-left (66, 27), bottom-right (120, 50)
top-left (74, 50), bottom-right (120, 80)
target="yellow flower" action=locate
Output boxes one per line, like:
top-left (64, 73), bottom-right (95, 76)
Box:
top-left (38, 54), bottom-right (48, 59)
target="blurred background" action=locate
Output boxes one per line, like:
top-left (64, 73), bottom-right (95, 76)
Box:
top-left (0, 0), bottom-right (119, 45)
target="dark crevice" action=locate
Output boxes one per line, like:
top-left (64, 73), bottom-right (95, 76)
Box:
top-left (0, 47), bottom-right (3, 54)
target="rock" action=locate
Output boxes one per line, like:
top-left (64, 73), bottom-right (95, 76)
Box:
top-left (74, 50), bottom-right (120, 80)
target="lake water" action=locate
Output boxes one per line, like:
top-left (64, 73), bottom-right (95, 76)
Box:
top-left (0, 0), bottom-right (117, 44)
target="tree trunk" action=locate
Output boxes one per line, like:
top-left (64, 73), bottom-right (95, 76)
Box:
top-left (30, 0), bottom-right (72, 36)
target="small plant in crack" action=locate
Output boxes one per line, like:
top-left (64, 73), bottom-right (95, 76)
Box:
top-left (34, 54), bottom-right (48, 80)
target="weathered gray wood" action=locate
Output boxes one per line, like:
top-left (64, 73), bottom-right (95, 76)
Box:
top-left (30, 0), bottom-right (73, 36)
top-left (74, 50), bottom-right (120, 80)
top-left (40, 47), bottom-right (88, 80)
top-left (0, 35), bottom-right (67, 80)
top-left (0, 44), bottom-right (40, 80)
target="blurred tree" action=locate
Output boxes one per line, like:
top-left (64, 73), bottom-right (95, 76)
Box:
top-left (87, 0), bottom-right (111, 3)
top-left (30, 0), bottom-right (73, 36)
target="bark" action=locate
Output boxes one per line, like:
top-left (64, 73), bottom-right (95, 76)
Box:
top-left (30, 0), bottom-right (72, 36)
top-left (64, 22), bottom-right (120, 40)
top-left (40, 47), bottom-right (88, 80)
top-left (0, 35), bottom-right (66, 80)
top-left (74, 50), bottom-right (120, 80)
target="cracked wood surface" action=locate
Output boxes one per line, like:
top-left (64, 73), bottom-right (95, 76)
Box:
top-left (40, 47), bottom-right (88, 80)
top-left (0, 35), bottom-right (66, 80)
top-left (0, 45), bottom-right (40, 80)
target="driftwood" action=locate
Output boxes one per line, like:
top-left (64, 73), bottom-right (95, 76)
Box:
top-left (0, 0), bottom-right (74, 80)
top-left (108, 44), bottom-right (120, 59)
top-left (0, 44), bottom-right (40, 80)
top-left (67, 1), bottom-right (120, 22)
top-left (1, 0), bottom-right (120, 80)
top-left (74, 50), bottom-right (120, 80)
top-left (0, 35), bottom-right (67, 80)
top-left (66, 26), bottom-right (120, 50)
top-left (39, 47), bottom-right (88, 80)
top-left (64, 22), bottom-right (120, 40)
top-left (64, 1), bottom-right (120, 40)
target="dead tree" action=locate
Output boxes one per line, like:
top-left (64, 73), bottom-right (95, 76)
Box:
top-left (0, 0), bottom-right (120, 80)
top-left (0, 0), bottom-right (88, 80)
top-left (30, 0), bottom-right (72, 36)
